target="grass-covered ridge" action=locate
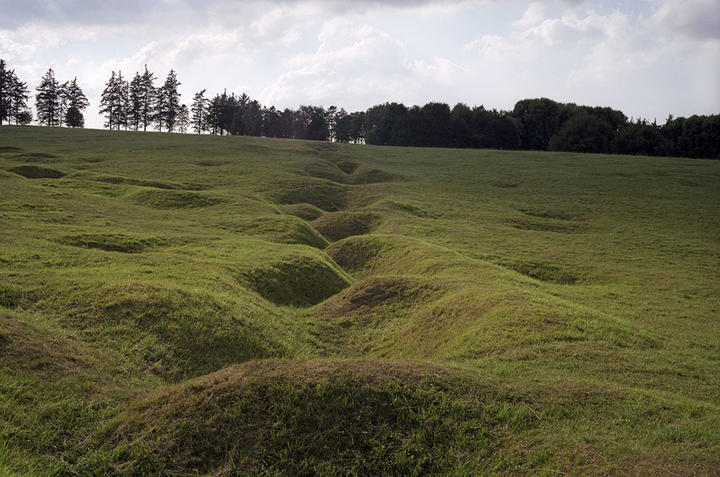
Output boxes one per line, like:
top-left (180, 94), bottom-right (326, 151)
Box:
top-left (1, 126), bottom-right (719, 475)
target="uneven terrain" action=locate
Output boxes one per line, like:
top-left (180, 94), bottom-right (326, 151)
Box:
top-left (1, 127), bottom-right (719, 475)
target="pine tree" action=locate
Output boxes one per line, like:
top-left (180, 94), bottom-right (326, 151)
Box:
top-left (128, 72), bottom-right (143, 131)
top-left (177, 104), bottom-right (190, 133)
top-left (35, 68), bottom-right (62, 126)
top-left (207, 94), bottom-right (222, 135)
top-left (8, 73), bottom-right (30, 125)
top-left (99, 71), bottom-right (117, 129)
top-left (156, 70), bottom-right (181, 132)
top-left (139, 66), bottom-right (156, 132)
top-left (0, 61), bottom-right (29, 126)
top-left (191, 89), bottom-right (208, 134)
top-left (116, 72), bottom-right (129, 130)
top-left (0, 59), bottom-right (9, 124)
top-left (57, 81), bottom-right (69, 127)
top-left (63, 77), bottom-right (89, 128)
top-left (242, 100), bottom-right (262, 136)
top-left (99, 71), bottom-right (129, 130)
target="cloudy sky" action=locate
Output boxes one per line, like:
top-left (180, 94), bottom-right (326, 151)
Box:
top-left (1, 0), bottom-right (718, 129)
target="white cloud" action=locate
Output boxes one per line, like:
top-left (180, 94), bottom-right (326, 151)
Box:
top-left (470, 7), bottom-right (619, 63)
top-left (0, 23), bottom-right (103, 62)
top-left (413, 57), bottom-right (468, 84)
top-left (260, 19), bottom-right (417, 108)
top-left (647, 0), bottom-right (720, 41)
top-left (513, 2), bottom-right (546, 28)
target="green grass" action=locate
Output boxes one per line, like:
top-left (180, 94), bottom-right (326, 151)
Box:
top-left (1, 126), bottom-right (719, 475)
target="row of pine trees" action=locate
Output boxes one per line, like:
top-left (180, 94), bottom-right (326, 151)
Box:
top-left (0, 61), bottom-right (88, 127)
top-left (97, 65), bottom-right (360, 141)
top-left (0, 59), bottom-right (364, 141)
top-left (100, 68), bottom-right (184, 132)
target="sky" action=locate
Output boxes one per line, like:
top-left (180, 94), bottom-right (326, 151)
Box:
top-left (1, 0), bottom-right (718, 129)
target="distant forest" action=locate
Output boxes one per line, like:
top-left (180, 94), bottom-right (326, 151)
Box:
top-left (1, 59), bottom-right (718, 159)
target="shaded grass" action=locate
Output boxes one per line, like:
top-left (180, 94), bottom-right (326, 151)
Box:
top-left (271, 179), bottom-right (348, 211)
top-left (238, 253), bottom-right (352, 307)
top-left (320, 276), bottom-right (439, 318)
top-left (129, 188), bottom-right (222, 208)
top-left (34, 280), bottom-right (285, 381)
top-left (303, 159), bottom-right (402, 185)
top-left (100, 360), bottom-right (506, 476)
top-left (281, 202), bottom-right (326, 221)
top-left (501, 259), bottom-right (580, 284)
top-left (7, 165), bottom-right (65, 179)
top-left (57, 233), bottom-right (170, 253)
top-left (312, 211), bottom-right (381, 241)
top-left (97, 359), bottom-right (720, 476)
top-left (225, 215), bottom-right (329, 249)
top-left (93, 174), bottom-right (200, 190)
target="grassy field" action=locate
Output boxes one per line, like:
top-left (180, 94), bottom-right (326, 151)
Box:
top-left (1, 126), bottom-right (719, 476)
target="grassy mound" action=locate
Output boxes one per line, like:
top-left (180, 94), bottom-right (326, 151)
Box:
top-left (491, 180), bottom-right (519, 188)
top-left (511, 220), bottom-right (578, 233)
top-left (0, 310), bottom-right (128, 476)
top-left (303, 160), bottom-right (349, 183)
top-left (325, 234), bottom-right (390, 275)
top-left (518, 208), bottom-right (584, 221)
top-left (94, 175), bottom-right (189, 190)
top-left (321, 276), bottom-right (439, 318)
top-left (502, 260), bottom-right (579, 284)
top-left (0, 312), bottom-right (92, 380)
top-left (376, 199), bottom-right (433, 217)
top-left (194, 159), bottom-right (228, 167)
top-left (271, 180), bottom-right (348, 211)
top-left (303, 160), bottom-right (401, 185)
top-left (0, 282), bottom-right (33, 309)
top-left (39, 283), bottom-right (281, 380)
top-left (281, 202), bottom-right (326, 221)
top-left (99, 359), bottom-right (716, 476)
top-left (58, 233), bottom-right (169, 253)
top-left (101, 360), bottom-right (508, 476)
top-left (238, 253), bottom-right (352, 306)
top-left (312, 211), bottom-right (380, 242)
top-left (6, 152), bottom-right (58, 162)
top-left (8, 165), bottom-right (65, 179)
top-left (325, 234), bottom-right (462, 277)
top-left (230, 216), bottom-right (329, 249)
top-left (130, 189), bottom-right (222, 209)
top-left (323, 235), bottom-right (655, 361)
top-left (0, 286), bottom-right (19, 308)
top-left (335, 159), bottom-right (359, 174)
top-left (77, 156), bottom-right (104, 163)
top-left (352, 166), bottom-right (403, 184)
top-left (0, 146), bottom-right (23, 153)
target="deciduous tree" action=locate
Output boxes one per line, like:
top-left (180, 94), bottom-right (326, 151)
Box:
top-left (63, 77), bottom-right (89, 128)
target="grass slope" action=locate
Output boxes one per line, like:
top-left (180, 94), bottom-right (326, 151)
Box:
top-left (1, 126), bottom-right (719, 475)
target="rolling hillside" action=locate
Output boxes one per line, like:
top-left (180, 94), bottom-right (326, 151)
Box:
top-left (1, 126), bottom-right (719, 475)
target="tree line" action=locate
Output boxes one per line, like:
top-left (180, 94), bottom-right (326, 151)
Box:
top-left (362, 99), bottom-right (720, 159)
top-left (1, 58), bottom-right (718, 159)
